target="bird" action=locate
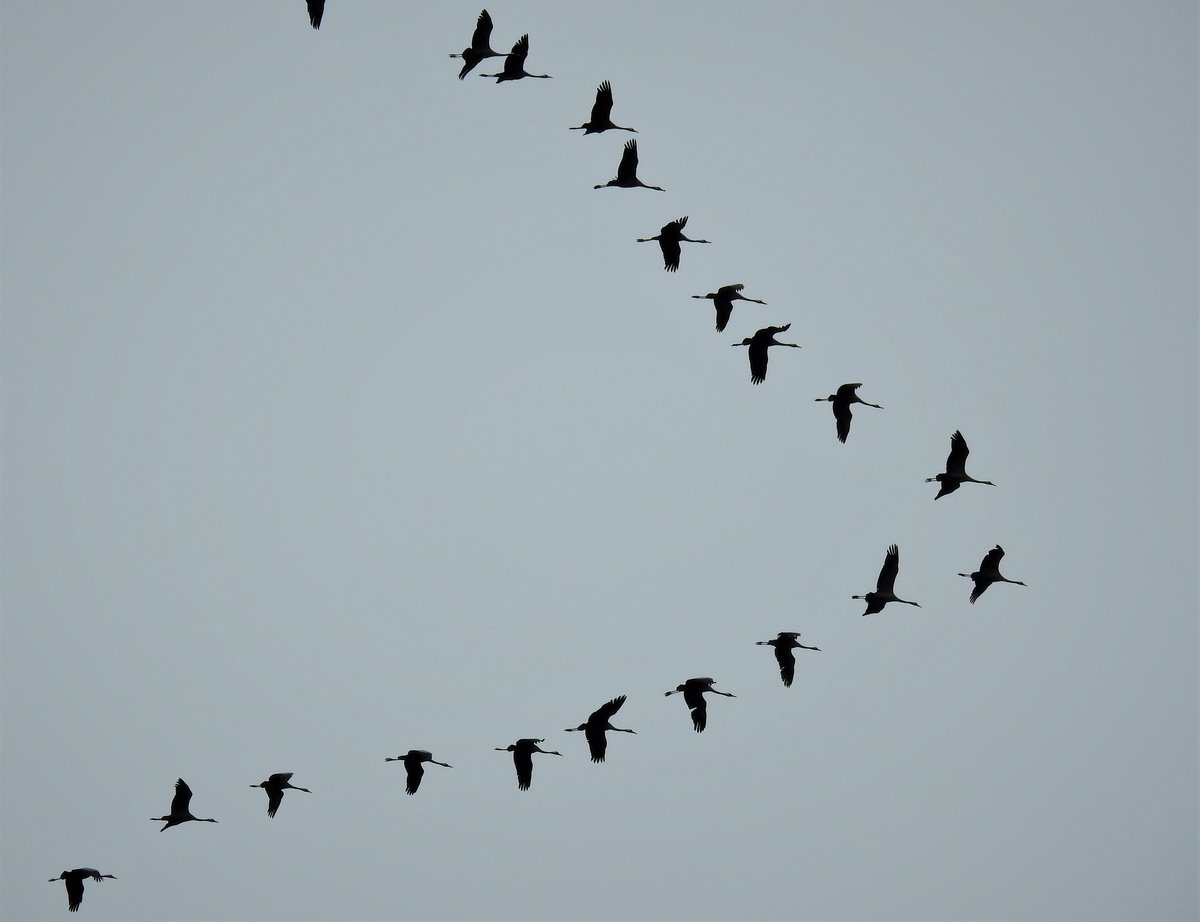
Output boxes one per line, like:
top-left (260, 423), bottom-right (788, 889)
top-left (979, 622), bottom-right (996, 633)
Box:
top-left (49, 869), bottom-right (115, 913)
top-left (593, 139), bottom-right (664, 191)
top-left (815, 383), bottom-right (883, 443)
top-left (570, 81), bottom-right (636, 133)
top-left (854, 544), bottom-right (921, 615)
top-left (755, 632), bottom-right (820, 687)
top-left (449, 10), bottom-right (505, 79)
top-left (306, 0), bottom-right (323, 29)
top-left (495, 739), bottom-right (562, 790)
top-left (150, 778), bottom-right (218, 831)
top-left (565, 695), bottom-right (636, 763)
top-left (927, 430), bottom-right (995, 499)
top-left (959, 545), bottom-right (1027, 603)
top-left (250, 772), bottom-right (311, 818)
top-left (732, 324), bottom-right (800, 384)
top-left (692, 284), bottom-right (766, 332)
top-left (636, 216), bottom-right (710, 272)
top-left (385, 750), bottom-right (452, 795)
top-left (664, 678), bottom-right (735, 733)
top-left (481, 34), bottom-right (551, 82)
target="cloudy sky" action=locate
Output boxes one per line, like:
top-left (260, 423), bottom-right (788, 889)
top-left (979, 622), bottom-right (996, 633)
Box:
top-left (2, 2), bottom-right (1196, 920)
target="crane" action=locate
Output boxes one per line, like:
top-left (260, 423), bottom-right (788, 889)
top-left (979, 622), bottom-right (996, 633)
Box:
top-left (385, 750), bottom-right (452, 795)
top-left (594, 139), bottom-right (665, 191)
top-left (495, 739), bottom-right (562, 790)
top-left (815, 383), bottom-right (882, 443)
top-left (49, 869), bottom-right (115, 913)
top-left (692, 284), bottom-right (766, 332)
top-left (565, 695), bottom-right (636, 762)
top-left (481, 34), bottom-right (550, 82)
top-left (756, 632), bottom-right (820, 687)
top-left (664, 678), bottom-right (735, 733)
top-left (150, 778), bottom-right (218, 831)
top-left (307, 0), bottom-right (323, 29)
top-left (854, 544), bottom-right (921, 615)
top-left (250, 772), bottom-right (311, 818)
top-left (927, 430), bottom-right (995, 498)
top-left (570, 81), bottom-right (636, 133)
top-left (732, 324), bottom-right (800, 384)
top-left (449, 10), bottom-right (505, 79)
top-left (959, 545), bottom-right (1026, 603)
top-left (637, 216), bottom-right (710, 272)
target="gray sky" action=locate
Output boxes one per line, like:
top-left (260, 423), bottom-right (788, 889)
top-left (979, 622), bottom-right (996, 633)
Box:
top-left (2, 2), bottom-right (1196, 920)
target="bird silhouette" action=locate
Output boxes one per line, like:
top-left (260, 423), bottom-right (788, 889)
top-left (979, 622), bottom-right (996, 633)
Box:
top-left (594, 139), bottom-right (664, 191)
top-left (755, 632), bottom-right (820, 687)
top-left (495, 739), bottom-right (562, 790)
top-left (449, 10), bottom-right (505, 79)
top-left (250, 772), bottom-right (311, 818)
top-left (815, 383), bottom-right (882, 443)
top-left (307, 0), bottom-right (323, 29)
top-left (732, 324), bottom-right (800, 384)
top-left (570, 81), bottom-right (636, 133)
top-left (481, 34), bottom-right (551, 82)
top-left (49, 869), bottom-right (115, 913)
top-left (151, 778), bottom-right (218, 831)
top-left (692, 284), bottom-right (766, 332)
top-left (854, 544), bottom-right (921, 615)
top-left (385, 750), bottom-right (452, 794)
top-left (637, 216), bottom-right (710, 272)
top-left (959, 545), bottom-right (1026, 603)
top-left (927, 430), bottom-right (995, 498)
top-left (664, 678), bottom-right (735, 733)
top-left (565, 695), bottom-right (636, 762)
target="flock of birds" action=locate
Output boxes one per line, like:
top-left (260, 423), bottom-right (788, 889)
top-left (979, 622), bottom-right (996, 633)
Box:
top-left (48, 5), bottom-right (1029, 914)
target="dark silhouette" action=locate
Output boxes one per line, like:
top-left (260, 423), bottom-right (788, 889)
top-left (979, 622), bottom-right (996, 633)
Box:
top-left (637, 216), bottom-right (710, 272)
top-left (815, 383), bottom-right (882, 443)
top-left (594, 139), bottom-right (664, 191)
top-left (495, 739), bottom-right (562, 790)
top-left (854, 544), bottom-right (920, 615)
top-left (960, 545), bottom-right (1026, 603)
top-left (565, 695), bottom-right (636, 762)
top-left (756, 632), bottom-right (820, 687)
top-left (250, 772), bottom-right (311, 818)
top-left (732, 324), bottom-right (800, 384)
top-left (481, 34), bottom-right (550, 82)
top-left (692, 284), bottom-right (766, 332)
top-left (664, 678), bottom-right (735, 733)
top-left (385, 750), bottom-right (452, 795)
top-left (151, 778), bottom-right (218, 831)
top-left (571, 81), bottom-right (636, 134)
top-left (307, 0), bottom-right (323, 29)
top-left (927, 430), bottom-right (995, 499)
top-left (49, 869), bottom-right (115, 913)
top-left (450, 10), bottom-right (505, 79)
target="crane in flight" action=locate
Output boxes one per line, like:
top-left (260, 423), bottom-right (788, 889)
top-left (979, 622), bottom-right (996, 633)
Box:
top-left (151, 778), bottom-right (218, 831)
top-left (854, 544), bottom-right (921, 615)
top-left (307, 0), bottom-right (323, 29)
top-left (732, 324), bottom-right (800, 384)
top-left (665, 678), bottom-right (735, 733)
top-left (927, 430), bottom-right (994, 498)
top-left (495, 739), bottom-right (562, 790)
top-left (250, 772), bottom-right (311, 818)
top-left (449, 10), bottom-right (505, 79)
top-left (570, 81), bottom-right (637, 134)
top-left (385, 750), bottom-right (452, 795)
top-left (959, 545), bottom-right (1026, 603)
top-left (637, 216), bottom-right (709, 272)
top-left (565, 695), bottom-right (636, 762)
top-left (594, 139), bottom-right (665, 191)
top-left (815, 383), bottom-right (882, 443)
top-left (692, 284), bottom-right (766, 332)
top-left (49, 869), bottom-right (116, 913)
top-left (481, 34), bottom-right (551, 82)
top-left (756, 632), bottom-right (820, 687)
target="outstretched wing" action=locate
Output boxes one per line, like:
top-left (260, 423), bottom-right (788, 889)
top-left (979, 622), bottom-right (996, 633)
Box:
top-left (406, 761), bottom-right (425, 795)
top-left (592, 694), bottom-right (627, 722)
top-left (590, 80), bottom-right (615, 123)
top-left (877, 544), bottom-right (900, 593)
top-left (470, 9), bottom-right (495, 51)
top-left (946, 430), bottom-right (969, 474)
top-left (584, 725), bottom-right (608, 763)
top-left (266, 787), bottom-right (284, 818)
top-left (748, 341), bottom-right (768, 384)
top-left (514, 749), bottom-right (533, 790)
top-left (833, 401), bottom-right (852, 443)
top-left (774, 644), bottom-right (796, 687)
top-left (170, 778), bottom-right (193, 815)
top-left (615, 139), bottom-right (639, 182)
top-left (307, 0), bottom-right (324, 29)
top-left (981, 545), bottom-right (1005, 574)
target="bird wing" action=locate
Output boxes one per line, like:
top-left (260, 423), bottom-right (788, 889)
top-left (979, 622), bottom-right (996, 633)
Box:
top-left (748, 341), bottom-right (768, 384)
top-left (667, 216), bottom-right (688, 234)
top-left (514, 749), bottom-right (533, 790)
top-left (689, 698), bottom-right (708, 732)
top-left (266, 786), bottom-right (284, 818)
top-left (946, 430), bottom-right (969, 474)
top-left (470, 9), bottom-right (495, 51)
top-left (616, 139), bottom-right (639, 182)
top-left (591, 80), bottom-right (614, 122)
top-left (593, 694), bottom-right (627, 721)
top-left (65, 874), bottom-right (85, 912)
top-left (660, 236), bottom-right (681, 271)
top-left (981, 545), bottom-right (1005, 574)
top-left (969, 578), bottom-right (987, 604)
top-left (406, 761), bottom-right (425, 795)
top-left (307, 0), bottom-right (324, 29)
top-left (720, 284), bottom-right (745, 296)
top-left (714, 301), bottom-right (733, 332)
top-left (584, 724), bottom-right (608, 762)
top-left (877, 544), bottom-right (900, 593)
top-left (170, 778), bottom-right (192, 814)
top-left (774, 644), bottom-right (796, 687)
top-left (269, 772), bottom-right (293, 785)
top-left (507, 34), bottom-right (529, 68)
top-left (833, 400), bottom-right (852, 443)
top-left (836, 382), bottom-right (861, 400)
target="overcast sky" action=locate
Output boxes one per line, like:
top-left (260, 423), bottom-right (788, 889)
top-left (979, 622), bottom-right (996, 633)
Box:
top-left (2, 2), bottom-right (1197, 920)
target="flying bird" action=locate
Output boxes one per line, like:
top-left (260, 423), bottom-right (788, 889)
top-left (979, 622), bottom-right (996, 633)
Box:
top-left (385, 750), bottom-right (452, 795)
top-left (815, 383), bottom-right (883, 443)
top-left (307, 0), bottom-right (323, 29)
top-left (570, 81), bottom-right (636, 133)
top-left (664, 678), bottom-right (735, 733)
top-left (49, 869), bottom-right (115, 913)
top-left (250, 772), bottom-right (311, 818)
top-left (959, 545), bottom-right (1026, 603)
top-left (692, 284), bottom-right (766, 332)
top-left (927, 430), bottom-right (995, 499)
top-left (854, 544), bottom-right (921, 615)
top-left (495, 739), bottom-right (562, 790)
top-left (636, 216), bottom-right (710, 272)
top-left (150, 778), bottom-right (218, 831)
top-left (565, 695), bottom-right (636, 763)
top-left (755, 632), bottom-right (820, 687)
top-left (449, 10), bottom-right (505, 79)
top-left (594, 139), bottom-right (664, 191)
top-left (732, 324), bottom-right (800, 384)
top-left (481, 34), bottom-right (551, 82)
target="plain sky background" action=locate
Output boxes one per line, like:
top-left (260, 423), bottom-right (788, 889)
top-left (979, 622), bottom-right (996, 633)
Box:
top-left (2, 2), bottom-right (1197, 920)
